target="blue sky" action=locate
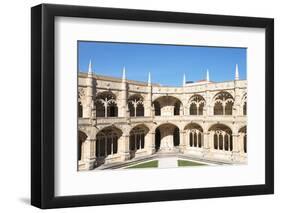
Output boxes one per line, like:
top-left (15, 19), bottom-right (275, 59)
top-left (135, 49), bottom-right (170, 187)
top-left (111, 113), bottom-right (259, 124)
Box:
top-left (78, 41), bottom-right (246, 86)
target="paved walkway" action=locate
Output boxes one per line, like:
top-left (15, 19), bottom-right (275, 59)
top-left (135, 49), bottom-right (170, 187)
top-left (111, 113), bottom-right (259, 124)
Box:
top-left (158, 157), bottom-right (178, 168)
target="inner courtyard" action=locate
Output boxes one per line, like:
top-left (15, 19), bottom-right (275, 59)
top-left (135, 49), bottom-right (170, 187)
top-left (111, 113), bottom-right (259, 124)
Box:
top-left (78, 62), bottom-right (247, 171)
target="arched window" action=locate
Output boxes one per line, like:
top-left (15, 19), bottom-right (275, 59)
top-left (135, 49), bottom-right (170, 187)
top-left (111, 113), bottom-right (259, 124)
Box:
top-left (225, 101), bottom-right (233, 115)
top-left (188, 95), bottom-right (205, 115)
top-left (209, 124), bottom-right (233, 151)
top-left (189, 103), bottom-right (197, 115)
top-left (153, 96), bottom-right (182, 116)
top-left (78, 101), bottom-right (83, 117)
top-left (185, 123), bottom-right (203, 148)
top-left (155, 123), bottom-right (180, 151)
top-left (173, 127), bottom-right (180, 146)
top-left (96, 92), bottom-right (118, 117)
top-left (128, 95), bottom-right (144, 117)
top-left (154, 101), bottom-right (161, 116)
top-left (78, 131), bottom-right (87, 161)
top-left (239, 126), bottom-right (247, 153)
top-left (214, 102), bottom-right (223, 115)
top-left (214, 134), bottom-right (218, 149)
top-left (129, 125), bottom-right (148, 159)
top-left (213, 92), bottom-right (234, 115)
top-left (199, 103), bottom-right (204, 115)
top-left (174, 101), bottom-right (181, 115)
top-left (219, 134), bottom-right (223, 150)
top-left (95, 127), bottom-right (122, 163)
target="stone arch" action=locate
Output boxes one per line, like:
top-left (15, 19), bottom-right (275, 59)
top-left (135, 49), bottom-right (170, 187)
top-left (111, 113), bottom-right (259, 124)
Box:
top-left (208, 123), bottom-right (233, 151)
top-left (184, 123), bottom-right (204, 148)
top-left (153, 96), bottom-right (182, 116)
top-left (154, 123), bottom-right (180, 152)
top-left (129, 124), bottom-right (149, 159)
top-left (78, 130), bottom-right (88, 161)
top-left (188, 94), bottom-right (206, 115)
top-left (96, 91), bottom-right (118, 117)
top-left (95, 126), bottom-right (123, 167)
top-left (128, 94), bottom-right (144, 117)
top-left (213, 91), bottom-right (234, 115)
top-left (239, 126), bottom-right (247, 153)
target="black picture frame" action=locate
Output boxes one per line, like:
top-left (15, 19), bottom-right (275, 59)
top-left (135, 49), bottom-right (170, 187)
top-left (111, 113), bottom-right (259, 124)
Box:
top-left (31, 3), bottom-right (274, 209)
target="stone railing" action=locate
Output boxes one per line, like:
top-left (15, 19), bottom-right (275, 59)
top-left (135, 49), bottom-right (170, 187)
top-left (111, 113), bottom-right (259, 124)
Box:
top-left (153, 115), bottom-right (246, 123)
top-left (96, 117), bottom-right (127, 125)
top-left (130, 116), bottom-right (153, 123)
top-left (78, 118), bottom-right (91, 125)
top-left (79, 114), bottom-right (246, 126)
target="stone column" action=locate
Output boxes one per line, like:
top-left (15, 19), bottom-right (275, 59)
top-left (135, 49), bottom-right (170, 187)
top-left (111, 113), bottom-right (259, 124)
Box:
top-left (232, 131), bottom-right (240, 162)
top-left (186, 106), bottom-right (190, 116)
top-left (83, 73), bottom-right (94, 118)
top-left (209, 131), bottom-right (214, 150)
top-left (145, 132), bottom-right (155, 155)
top-left (185, 130), bottom-right (190, 151)
top-left (238, 133), bottom-right (244, 153)
top-left (145, 84), bottom-right (153, 117)
top-left (180, 104), bottom-right (184, 116)
top-left (205, 89), bottom-right (211, 116)
top-left (203, 132), bottom-right (210, 149)
top-left (82, 137), bottom-right (96, 170)
top-left (202, 131), bottom-right (210, 158)
top-left (234, 81), bottom-right (241, 117)
top-left (179, 130), bottom-right (185, 152)
top-left (118, 134), bottom-right (130, 161)
top-left (119, 67), bottom-right (128, 117)
top-left (119, 84), bottom-right (128, 117)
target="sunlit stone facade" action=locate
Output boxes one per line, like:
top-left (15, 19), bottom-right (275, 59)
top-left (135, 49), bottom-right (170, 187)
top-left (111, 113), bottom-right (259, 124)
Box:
top-left (78, 62), bottom-right (247, 171)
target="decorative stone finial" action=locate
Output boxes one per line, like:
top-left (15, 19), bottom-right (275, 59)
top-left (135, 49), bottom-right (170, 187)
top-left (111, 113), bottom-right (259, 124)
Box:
top-left (235, 64), bottom-right (239, 80)
top-left (206, 69), bottom-right (210, 82)
top-left (88, 59), bottom-right (93, 74)
top-left (122, 66), bottom-right (126, 82)
top-left (148, 72), bottom-right (151, 85)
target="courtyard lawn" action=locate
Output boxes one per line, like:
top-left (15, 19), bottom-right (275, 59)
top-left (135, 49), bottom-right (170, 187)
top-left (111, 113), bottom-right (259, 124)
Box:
top-left (127, 160), bottom-right (158, 169)
top-left (177, 160), bottom-right (206, 167)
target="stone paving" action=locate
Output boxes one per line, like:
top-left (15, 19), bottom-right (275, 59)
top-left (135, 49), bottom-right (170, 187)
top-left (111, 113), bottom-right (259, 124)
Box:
top-left (158, 157), bottom-right (178, 168)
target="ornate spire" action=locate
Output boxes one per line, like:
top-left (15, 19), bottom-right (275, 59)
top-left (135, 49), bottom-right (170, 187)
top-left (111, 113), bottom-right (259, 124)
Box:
top-left (183, 73), bottom-right (186, 86)
top-left (88, 59), bottom-right (93, 74)
top-left (235, 64), bottom-right (239, 80)
top-left (206, 69), bottom-right (210, 82)
top-left (122, 66), bottom-right (126, 82)
top-left (148, 72), bottom-right (151, 85)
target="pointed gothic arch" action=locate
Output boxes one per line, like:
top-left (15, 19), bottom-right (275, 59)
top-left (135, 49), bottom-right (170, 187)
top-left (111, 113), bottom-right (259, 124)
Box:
top-left (188, 94), bottom-right (205, 115)
top-left (95, 126), bottom-right (122, 167)
top-left (78, 130), bottom-right (88, 161)
top-left (128, 94), bottom-right (144, 117)
top-left (184, 123), bottom-right (204, 148)
top-left (152, 96), bottom-right (182, 116)
top-left (239, 126), bottom-right (247, 153)
top-left (96, 91), bottom-right (118, 117)
top-left (208, 124), bottom-right (233, 151)
top-left (213, 91), bottom-right (234, 115)
top-left (129, 124), bottom-right (149, 159)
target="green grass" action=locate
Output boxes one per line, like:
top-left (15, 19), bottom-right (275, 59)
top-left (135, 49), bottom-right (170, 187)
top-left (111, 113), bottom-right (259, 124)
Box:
top-left (178, 160), bottom-right (206, 167)
top-left (127, 160), bottom-right (158, 169)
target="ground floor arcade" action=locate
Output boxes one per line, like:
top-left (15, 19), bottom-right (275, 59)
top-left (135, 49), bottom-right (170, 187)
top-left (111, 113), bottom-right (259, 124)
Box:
top-left (78, 122), bottom-right (247, 170)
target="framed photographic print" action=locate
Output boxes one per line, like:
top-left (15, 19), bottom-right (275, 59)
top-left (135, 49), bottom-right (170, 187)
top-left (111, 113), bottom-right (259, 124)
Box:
top-left (31, 4), bottom-right (274, 209)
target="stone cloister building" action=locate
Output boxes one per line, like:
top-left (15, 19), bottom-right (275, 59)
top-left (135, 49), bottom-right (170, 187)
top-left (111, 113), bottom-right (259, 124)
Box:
top-left (78, 61), bottom-right (247, 170)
